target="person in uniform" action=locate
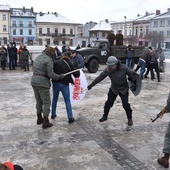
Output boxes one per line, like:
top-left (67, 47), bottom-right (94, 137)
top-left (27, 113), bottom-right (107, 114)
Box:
top-left (158, 93), bottom-right (170, 168)
top-left (87, 56), bottom-right (136, 125)
top-left (107, 30), bottom-right (115, 46)
top-left (31, 47), bottom-right (65, 129)
top-left (116, 30), bottom-right (123, 46)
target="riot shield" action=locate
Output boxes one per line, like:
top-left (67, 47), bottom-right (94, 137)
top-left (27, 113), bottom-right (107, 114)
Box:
top-left (128, 73), bottom-right (142, 96)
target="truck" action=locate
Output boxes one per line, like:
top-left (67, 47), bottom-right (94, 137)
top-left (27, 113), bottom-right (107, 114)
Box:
top-left (76, 40), bottom-right (144, 73)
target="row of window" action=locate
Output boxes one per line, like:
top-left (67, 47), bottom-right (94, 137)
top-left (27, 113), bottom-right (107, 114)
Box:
top-left (153, 20), bottom-right (170, 27)
top-left (12, 29), bottom-right (32, 35)
top-left (39, 28), bottom-right (74, 35)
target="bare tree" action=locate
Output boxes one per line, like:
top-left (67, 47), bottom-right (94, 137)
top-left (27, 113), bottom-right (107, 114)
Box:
top-left (145, 31), bottom-right (164, 48)
top-left (124, 35), bottom-right (138, 46)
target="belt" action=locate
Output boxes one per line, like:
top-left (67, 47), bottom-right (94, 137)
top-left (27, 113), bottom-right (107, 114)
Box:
top-left (33, 73), bottom-right (49, 79)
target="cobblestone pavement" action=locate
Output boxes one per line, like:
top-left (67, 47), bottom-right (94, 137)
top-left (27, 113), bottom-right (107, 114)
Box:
top-left (0, 63), bottom-right (170, 170)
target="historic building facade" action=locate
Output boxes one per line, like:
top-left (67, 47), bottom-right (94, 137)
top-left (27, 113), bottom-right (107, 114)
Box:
top-left (0, 5), bottom-right (10, 45)
top-left (10, 7), bottom-right (36, 45)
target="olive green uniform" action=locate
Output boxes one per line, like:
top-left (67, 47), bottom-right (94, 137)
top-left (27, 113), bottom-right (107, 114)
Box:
top-left (31, 51), bottom-right (61, 117)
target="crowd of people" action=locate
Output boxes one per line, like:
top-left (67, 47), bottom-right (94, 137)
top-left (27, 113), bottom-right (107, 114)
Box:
top-left (0, 42), bottom-right (31, 71)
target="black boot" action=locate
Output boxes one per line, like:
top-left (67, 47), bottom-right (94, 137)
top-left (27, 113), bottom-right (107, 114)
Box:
top-left (157, 153), bottom-right (169, 168)
top-left (68, 118), bottom-right (75, 124)
top-left (99, 114), bottom-right (108, 122)
top-left (128, 119), bottom-right (133, 126)
top-left (126, 111), bottom-right (133, 125)
top-left (37, 114), bottom-right (43, 125)
top-left (42, 116), bottom-right (53, 129)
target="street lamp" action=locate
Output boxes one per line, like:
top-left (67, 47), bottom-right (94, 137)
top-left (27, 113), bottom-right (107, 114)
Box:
top-left (124, 16), bottom-right (127, 45)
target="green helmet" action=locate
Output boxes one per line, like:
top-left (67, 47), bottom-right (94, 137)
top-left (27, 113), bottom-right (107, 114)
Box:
top-left (106, 56), bottom-right (118, 66)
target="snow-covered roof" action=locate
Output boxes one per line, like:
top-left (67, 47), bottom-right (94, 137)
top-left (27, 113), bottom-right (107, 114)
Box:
top-left (134, 13), bottom-right (156, 21)
top-left (90, 20), bottom-right (111, 31)
top-left (10, 8), bottom-right (35, 17)
top-left (0, 5), bottom-right (10, 10)
top-left (152, 12), bottom-right (170, 19)
top-left (36, 13), bottom-right (82, 25)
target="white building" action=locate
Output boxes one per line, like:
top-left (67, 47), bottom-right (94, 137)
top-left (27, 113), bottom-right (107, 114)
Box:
top-left (35, 12), bottom-right (82, 46)
top-left (151, 8), bottom-right (170, 48)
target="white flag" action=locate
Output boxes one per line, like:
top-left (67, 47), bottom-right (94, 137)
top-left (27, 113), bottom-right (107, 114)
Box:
top-left (69, 70), bottom-right (87, 105)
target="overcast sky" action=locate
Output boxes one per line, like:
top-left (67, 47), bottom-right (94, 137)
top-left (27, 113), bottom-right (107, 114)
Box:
top-left (3, 0), bottom-right (170, 24)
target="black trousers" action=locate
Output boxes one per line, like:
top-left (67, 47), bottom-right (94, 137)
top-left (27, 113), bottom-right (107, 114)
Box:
top-left (150, 63), bottom-right (160, 81)
top-left (104, 89), bottom-right (132, 119)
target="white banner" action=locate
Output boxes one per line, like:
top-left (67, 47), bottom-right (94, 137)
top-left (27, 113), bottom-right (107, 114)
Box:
top-left (69, 70), bottom-right (87, 105)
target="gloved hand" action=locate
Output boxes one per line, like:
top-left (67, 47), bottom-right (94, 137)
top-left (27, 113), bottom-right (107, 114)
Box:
top-left (58, 74), bottom-right (65, 79)
top-left (87, 85), bottom-right (93, 90)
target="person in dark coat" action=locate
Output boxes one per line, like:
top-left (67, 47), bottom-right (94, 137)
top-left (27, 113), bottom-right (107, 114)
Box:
top-left (116, 30), bottom-right (123, 46)
top-left (0, 47), bottom-right (7, 70)
top-left (107, 30), bottom-right (115, 46)
top-left (7, 43), bottom-right (15, 70)
top-left (124, 45), bottom-right (135, 68)
top-left (51, 52), bottom-right (80, 123)
top-left (12, 42), bottom-right (18, 67)
top-left (87, 56), bottom-right (136, 126)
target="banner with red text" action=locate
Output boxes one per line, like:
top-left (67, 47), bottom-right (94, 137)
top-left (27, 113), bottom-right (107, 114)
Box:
top-left (69, 70), bottom-right (87, 105)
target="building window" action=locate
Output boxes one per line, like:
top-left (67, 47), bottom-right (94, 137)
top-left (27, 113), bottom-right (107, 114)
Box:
top-left (153, 21), bottom-right (158, 27)
top-left (13, 20), bottom-right (16, 27)
top-left (135, 29), bottom-right (138, 36)
top-left (3, 25), bottom-right (7, 31)
top-left (39, 28), bottom-right (42, 35)
top-left (62, 28), bottom-right (66, 35)
top-left (160, 31), bottom-right (164, 36)
top-left (20, 29), bottom-right (23, 35)
top-left (19, 21), bottom-right (23, 27)
top-left (167, 20), bottom-right (170, 26)
top-left (28, 21), bottom-right (32, 27)
top-left (39, 39), bottom-right (42, 45)
top-left (146, 28), bottom-right (149, 35)
top-left (46, 38), bottom-right (50, 45)
top-left (160, 20), bottom-right (165, 27)
top-left (29, 29), bottom-right (32, 35)
top-left (47, 28), bottom-right (50, 35)
top-left (129, 29), bottom-right (131, 35)
top-left (70, 29), bottom-right (73, 35)
top-left (13, 29), bottom-right (16, 35)
top-left (167, 31), bottom-right (170, 37)
top-left (2, 14), bottom-right (6, 20)
top-left (55, 28), bottom-right (58, 35)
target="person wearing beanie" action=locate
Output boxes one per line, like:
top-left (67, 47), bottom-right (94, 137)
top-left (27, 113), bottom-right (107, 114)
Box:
top-left (31, 46), bottom-right (65, 129)
top-left (0, 162), bottom-right (23, 170)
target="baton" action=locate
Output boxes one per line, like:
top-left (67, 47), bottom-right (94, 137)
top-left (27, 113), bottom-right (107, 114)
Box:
top-left (64, 68), bottom-right (82, 76)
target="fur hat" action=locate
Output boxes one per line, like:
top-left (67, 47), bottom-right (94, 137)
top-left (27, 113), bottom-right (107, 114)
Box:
top-left (44, 47), bottom-right (55, 57)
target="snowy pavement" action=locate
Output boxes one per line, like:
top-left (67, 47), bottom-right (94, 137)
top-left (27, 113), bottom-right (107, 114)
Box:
top-left (0, 63), bottom-right (170, 170)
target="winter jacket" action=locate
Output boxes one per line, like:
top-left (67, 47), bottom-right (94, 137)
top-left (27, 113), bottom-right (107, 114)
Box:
top-left (21, 49), bottom-right (30, 60)
top-left (139, 49), bottom-right (149, 62)
top-left (89, 62), bottom-right (136, 95)
top-left (31, 51), bottom-right (60, 88)
top-left (52, 56), bottom-right (80, 85)
top-left (158, 51), bottom-right (165, 62)
top-left (125, 48), bottom-right (135, 59)
top-left (72, 54), bottom-right (84, 68)
top-left (0, 49), bottom-right (6, 61)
